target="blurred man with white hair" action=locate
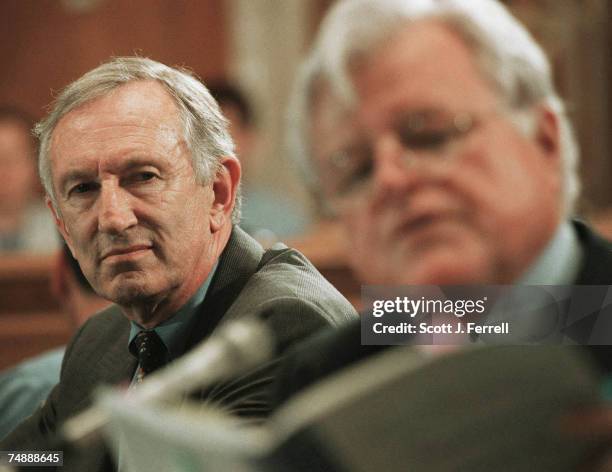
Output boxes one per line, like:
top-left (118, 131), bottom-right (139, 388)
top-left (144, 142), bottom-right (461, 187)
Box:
top-left (277, 0), bottom-right (612, 399)
top-left (291, 0), bottom-right (589, 288)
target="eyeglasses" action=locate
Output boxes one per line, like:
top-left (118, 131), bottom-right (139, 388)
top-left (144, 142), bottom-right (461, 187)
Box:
top-left (318, 108), bottom-right (486, 209)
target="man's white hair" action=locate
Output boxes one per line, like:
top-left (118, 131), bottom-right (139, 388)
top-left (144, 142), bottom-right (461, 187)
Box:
top-left (288, 0), bottom-right (579, 215)
top-left (36, 56), bottom-right (241, 222)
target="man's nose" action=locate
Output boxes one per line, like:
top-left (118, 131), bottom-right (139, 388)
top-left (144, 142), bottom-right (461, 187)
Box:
top-left (371, 133), bottom-right (417, 195)
top-left (97, 182), bottom-right (137, 234)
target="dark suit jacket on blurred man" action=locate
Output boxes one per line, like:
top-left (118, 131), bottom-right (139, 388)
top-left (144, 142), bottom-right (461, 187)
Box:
top-left (273, 221), bottom-right (612, 408)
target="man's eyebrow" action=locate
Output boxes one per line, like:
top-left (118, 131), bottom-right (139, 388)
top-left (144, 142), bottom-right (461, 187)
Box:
top-left (119, 156), bottom-right (162, 171)
top-left (58, 157), bottom-right (163, 195)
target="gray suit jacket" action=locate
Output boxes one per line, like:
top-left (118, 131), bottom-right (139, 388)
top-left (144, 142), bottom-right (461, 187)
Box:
top-left (1, 226), bottom-right (357, 471)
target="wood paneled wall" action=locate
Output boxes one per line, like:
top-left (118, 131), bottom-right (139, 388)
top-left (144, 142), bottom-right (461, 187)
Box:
top-left (0, 0), bottom-right (228, 119)
top-left (0, 254), bottom-right (70, 370)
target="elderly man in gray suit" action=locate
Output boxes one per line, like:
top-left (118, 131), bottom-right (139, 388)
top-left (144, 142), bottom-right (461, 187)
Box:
top-left (0, 57), bottom-right (356, 471)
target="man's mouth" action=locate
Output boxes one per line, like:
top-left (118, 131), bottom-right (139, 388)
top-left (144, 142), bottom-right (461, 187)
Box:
top-left (393, 209), bottom-right (467, 242)
top-left (399, 212), bottom-right (453, 233)
top-left (101, 245), bottom-right (152, 261)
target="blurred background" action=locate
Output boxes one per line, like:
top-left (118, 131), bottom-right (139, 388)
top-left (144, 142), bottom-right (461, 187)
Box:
top-left (0, 0), bottom-right (610, 369)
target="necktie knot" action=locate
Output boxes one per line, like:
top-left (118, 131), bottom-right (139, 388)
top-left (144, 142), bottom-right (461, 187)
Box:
top-left (130, 330), bottom-right (169, 376)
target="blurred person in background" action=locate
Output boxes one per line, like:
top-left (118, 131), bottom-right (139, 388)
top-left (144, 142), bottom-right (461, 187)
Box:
top-left (269, 2), bottom-right (612, 468)
top-left (209, 81), bottom-right (310, 243)
top-left (276, 0), bottom-right (612, 399)
top-left (0, 243), bottom-right (109, 439)
top-left (0, 106), bottom-right (57, 253)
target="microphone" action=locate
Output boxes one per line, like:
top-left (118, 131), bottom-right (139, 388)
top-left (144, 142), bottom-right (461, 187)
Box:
top-left (59, 317), bottom-right (276, 448)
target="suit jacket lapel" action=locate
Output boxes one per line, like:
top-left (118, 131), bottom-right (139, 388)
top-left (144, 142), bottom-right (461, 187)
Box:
top-left (568, 221), bottom-right (612, 370)
top-left (94, 316), bottom-right (137, 387)
top-left (184, 226), bottom-right (264, 351)
top-left (573, 220), bottom-right (612, 285)
top-left (66, 306), bottom-right (137, 414)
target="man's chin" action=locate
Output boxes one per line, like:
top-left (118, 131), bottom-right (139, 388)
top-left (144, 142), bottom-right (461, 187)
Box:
top-left (405, 258), bottom-right (494, 285)
top-left (102, 273), bottom-right (159, 306)
top-left (390, 242), bottom-right (495, 286)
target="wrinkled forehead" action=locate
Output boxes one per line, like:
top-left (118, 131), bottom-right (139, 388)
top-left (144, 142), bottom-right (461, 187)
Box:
top-left (50, 81), bottom-right (183, 151)
top-left (57, 81), bottom-right (180, 129)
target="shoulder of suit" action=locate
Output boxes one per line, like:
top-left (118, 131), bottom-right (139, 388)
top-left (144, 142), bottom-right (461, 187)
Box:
top-left (237, 244), bottom-right (357, 321)
top-left (257, 244), bottom-right (322, 286)
top-left (259, 243), bottom-right (310, 268)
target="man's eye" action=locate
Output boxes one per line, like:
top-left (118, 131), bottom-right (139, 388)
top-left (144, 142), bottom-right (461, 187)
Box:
top-left (134, 172), bottom-right (157, 182)
top-left (335, 151), bottom-right (373, 195)
top-left (345, 160), bottom-right (373, 188)
top-left (398, 129), bottom-right (453, 151)
top-left (71, 182), bottom-right (97, 195)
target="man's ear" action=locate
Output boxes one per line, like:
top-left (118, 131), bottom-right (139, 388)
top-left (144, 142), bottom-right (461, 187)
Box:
top-left (46, 196), bottom-right (75, 257)
top-left (210, 156), bottom-right (241, 232)
top-left (534, 105), bottom-right (561, 164)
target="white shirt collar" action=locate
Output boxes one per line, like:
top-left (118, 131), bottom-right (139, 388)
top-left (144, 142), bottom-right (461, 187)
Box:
top-left (517, 221), bottom-right (583, 285)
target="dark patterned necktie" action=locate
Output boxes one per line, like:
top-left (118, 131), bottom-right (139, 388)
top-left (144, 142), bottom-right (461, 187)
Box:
top-left (130, 330), bottom-right (169, 384)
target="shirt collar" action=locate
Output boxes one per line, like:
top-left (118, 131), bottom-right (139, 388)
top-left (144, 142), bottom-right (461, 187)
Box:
top-left (518, 221), bottom-right (583, 285)
top-left (128, 262), bottom-right (218, 360)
